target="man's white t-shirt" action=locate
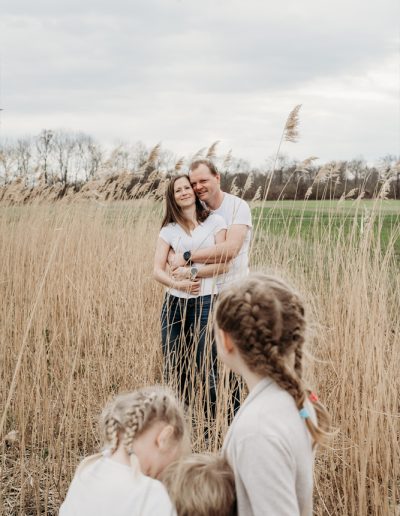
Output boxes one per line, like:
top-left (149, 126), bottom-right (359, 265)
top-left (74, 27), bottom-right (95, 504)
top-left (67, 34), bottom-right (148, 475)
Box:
top-left (212, 193), bottom-right (252, 290)
top-left (159, 213), bottom-right (227, 299)
top-left (59, 457), bottom-right (176, 516)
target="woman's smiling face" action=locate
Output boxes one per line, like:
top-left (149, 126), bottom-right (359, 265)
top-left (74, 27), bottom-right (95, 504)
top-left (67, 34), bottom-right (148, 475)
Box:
top-left (173, 176), bottom-right (196, 208)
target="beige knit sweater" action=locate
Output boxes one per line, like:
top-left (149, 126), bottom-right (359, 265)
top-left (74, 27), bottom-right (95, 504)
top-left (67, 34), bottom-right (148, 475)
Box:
top-left (222, 378), bottom-right (316, 516)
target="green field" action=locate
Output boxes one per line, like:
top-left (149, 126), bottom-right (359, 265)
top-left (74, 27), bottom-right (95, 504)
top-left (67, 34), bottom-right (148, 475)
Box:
top-left (252, 199), bottom-right (400, 257)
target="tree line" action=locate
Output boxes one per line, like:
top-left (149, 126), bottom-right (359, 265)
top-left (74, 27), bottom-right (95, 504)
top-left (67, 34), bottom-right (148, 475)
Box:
top-left (0, 129), bottom-right (399, 200)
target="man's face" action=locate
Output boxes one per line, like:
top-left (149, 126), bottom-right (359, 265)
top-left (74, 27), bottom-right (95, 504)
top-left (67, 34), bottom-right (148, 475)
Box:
top-left (189, 164), bottom-right (221, 204)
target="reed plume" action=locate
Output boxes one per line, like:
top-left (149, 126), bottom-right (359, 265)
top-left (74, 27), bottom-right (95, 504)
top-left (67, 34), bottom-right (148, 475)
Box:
top-left (284, 104), bottom-right (302, 143)
top-left (206, 141), bottom-right (220, 160)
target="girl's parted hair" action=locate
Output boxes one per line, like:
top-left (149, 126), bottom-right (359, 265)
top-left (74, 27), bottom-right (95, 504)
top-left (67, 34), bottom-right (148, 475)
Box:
top-left (215, 273), bottom-right (331, 447)
top-left (99, 386), bottom-right (187, 473)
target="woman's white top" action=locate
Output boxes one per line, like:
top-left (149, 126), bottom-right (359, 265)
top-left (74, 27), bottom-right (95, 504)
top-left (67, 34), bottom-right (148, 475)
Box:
top-left (59, 457), bottom-right (176, 516)
top-left (159, 213), bottom-right (227, 298)
top-left (222, 378), bottom-right (316, 516)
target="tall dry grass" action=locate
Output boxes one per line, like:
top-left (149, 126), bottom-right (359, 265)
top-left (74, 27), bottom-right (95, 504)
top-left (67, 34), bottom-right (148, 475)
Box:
top-left (1, 198), bottom-right (399, 515)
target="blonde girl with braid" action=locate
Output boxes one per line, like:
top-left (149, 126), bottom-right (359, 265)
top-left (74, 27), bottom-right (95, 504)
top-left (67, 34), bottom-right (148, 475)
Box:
top-left (60, 386), bottom-right (188, 516)
top-left (215, 273), bottom-right (331, 516)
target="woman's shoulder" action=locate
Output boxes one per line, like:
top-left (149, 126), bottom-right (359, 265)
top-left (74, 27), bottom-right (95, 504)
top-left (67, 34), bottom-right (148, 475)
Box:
top-left (159, 222), bottom-right (178, 236)
top-left (160, 222), bottom-right (177, 229)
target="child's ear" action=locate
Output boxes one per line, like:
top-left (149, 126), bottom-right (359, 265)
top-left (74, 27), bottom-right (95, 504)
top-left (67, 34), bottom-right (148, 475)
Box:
top-left (156, 425), bottom-right (174, 451)
top-left (219, 328), bottom-right (235, 353)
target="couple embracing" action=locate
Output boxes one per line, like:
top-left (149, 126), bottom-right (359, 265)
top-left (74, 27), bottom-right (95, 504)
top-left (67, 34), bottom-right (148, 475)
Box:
top-left (153, 158), bottom-right (252, 416)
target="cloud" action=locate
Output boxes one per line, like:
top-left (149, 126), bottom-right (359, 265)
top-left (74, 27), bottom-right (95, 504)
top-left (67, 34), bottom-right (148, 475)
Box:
top-left (0, 0), bottom-right (398, 163)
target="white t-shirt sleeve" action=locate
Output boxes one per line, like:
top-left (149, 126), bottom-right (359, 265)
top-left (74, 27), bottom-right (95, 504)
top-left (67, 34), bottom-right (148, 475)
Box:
top-left (231, 199), bottom-right (252, 228)
top-left (235, 434), bottom-right (299, 516)
top-left (209, 213), bottom-right (228, 236)
top-left (159, 226), bottom-right (172, 246)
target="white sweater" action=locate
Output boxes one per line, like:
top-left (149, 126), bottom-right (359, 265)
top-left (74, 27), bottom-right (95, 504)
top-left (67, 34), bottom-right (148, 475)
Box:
top-left (222, 379), bottom-right (315, 516)
top-left (59, 457), bottom-right (176, 516)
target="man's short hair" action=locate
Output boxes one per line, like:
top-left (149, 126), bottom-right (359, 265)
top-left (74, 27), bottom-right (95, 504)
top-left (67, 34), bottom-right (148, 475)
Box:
top-left (162, 453), bottom-right (236, 516)
top-left (189, 159), bottom-right (219, 176)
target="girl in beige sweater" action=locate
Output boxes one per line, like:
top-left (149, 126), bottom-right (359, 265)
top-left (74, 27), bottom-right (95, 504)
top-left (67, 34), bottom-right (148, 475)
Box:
top-left (215, 273), bottom-right (331, 516)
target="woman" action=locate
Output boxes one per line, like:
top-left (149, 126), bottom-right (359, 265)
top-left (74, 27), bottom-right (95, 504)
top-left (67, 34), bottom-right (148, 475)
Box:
top-left (153, 174), bottom-right (228, 418)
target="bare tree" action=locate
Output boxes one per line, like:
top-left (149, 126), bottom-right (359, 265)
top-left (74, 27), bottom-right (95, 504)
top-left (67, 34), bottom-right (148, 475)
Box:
top-left (36, 129), bottom-right (54, 184)
top-left (53, 131), bottom-right (77, 185)
top-left (129, 141), bottom-right (149, 171)
top-left (15, 138), bottom-right (33, 179)
top-left (0, 143), bottom-right (16, 184)
top-left (75, 134), bottom-right (103, 181)
top-left (104, 143), bottom-right (131, 175)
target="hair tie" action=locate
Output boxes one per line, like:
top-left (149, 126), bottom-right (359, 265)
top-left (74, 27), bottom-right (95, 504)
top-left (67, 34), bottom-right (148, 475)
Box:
top-left (299, 407), bottom-right (310, 419)
top-left (309, 392), bottom-right (319, 403)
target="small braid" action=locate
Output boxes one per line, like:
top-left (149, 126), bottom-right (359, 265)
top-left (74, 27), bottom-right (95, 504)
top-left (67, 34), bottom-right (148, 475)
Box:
top-left (104, 417), bottom-right (120, 453)
top-left (294, 346), bottom-right (303, 380)
top-left (216, 272), bottom-right (331, 447)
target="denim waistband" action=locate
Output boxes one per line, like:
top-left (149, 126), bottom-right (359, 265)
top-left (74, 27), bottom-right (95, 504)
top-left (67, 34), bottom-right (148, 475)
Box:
top-left (164, 293), bottom-right (217, 305)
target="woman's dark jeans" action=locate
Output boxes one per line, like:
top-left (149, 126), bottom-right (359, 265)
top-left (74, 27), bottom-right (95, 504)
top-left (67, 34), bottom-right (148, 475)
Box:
top-left (161, 293), bottom-right (217, 419)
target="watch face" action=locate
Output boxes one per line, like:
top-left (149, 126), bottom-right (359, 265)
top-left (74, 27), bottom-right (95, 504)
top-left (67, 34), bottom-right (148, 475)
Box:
top-left (190, 266), bottom-right (198, 278)
top-left (183, 251), bottom-right (191, 261)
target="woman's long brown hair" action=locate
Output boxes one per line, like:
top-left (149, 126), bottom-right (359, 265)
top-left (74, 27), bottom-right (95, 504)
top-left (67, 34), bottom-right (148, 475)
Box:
top-left (161, 175), bottom-right (209, 232)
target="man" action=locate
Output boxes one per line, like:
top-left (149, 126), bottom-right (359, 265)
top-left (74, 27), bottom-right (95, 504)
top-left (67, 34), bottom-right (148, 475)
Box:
top-left (171, 159), bottom-right (252, 288)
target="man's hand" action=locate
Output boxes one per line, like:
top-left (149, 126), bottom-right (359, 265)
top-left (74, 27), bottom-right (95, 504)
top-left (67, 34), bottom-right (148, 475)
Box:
top-left (172, 266), bottom-right (191, 280)
top-left (177, 279), bottom-right (201, 295)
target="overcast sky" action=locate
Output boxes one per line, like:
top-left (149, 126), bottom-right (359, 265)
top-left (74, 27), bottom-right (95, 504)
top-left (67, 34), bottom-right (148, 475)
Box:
top-left (0, 0), bottom-right (399, 165)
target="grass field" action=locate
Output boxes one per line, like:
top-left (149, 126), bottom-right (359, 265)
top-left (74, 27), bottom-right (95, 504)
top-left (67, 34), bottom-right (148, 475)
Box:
top-left (1, 199), bottom-right (399, 515)
top-left (253, 199), bottom-right (400, 257)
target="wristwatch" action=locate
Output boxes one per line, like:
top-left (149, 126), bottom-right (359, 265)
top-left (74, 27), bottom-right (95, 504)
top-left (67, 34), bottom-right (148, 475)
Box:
top-left (183, 250), bottom-right (192, 265)
top-left (190, 266), bottom-right (199, 280)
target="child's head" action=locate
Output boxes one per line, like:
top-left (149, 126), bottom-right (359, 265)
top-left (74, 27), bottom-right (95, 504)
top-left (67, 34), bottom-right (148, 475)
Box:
top-left (215, 272), bottom-right (330, 446)
top-left (162, 453), bottom-right (236, 516)
top-left (100, 386), bottom-right (189, 478)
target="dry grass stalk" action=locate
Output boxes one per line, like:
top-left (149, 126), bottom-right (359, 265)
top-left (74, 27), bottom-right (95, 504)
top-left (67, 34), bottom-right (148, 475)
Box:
top-left (174, 157), bottom-right (185, 172)
top-left (147, 143), bottom-right (162, 166)
top-left (222, 149), bottom-right (232, 170)
top-left (378, 179), bottom-right (392, 200)
top-left (345, 188), bottom-right (358, 199)
top-left (192, 147), bottom-right (207, 160)
top-left (1, 200), bottom-right (398, 515)
top-left (295, 156), bottom-right (319, 174)
top-left (304, 186), bottom-right (313, 199)
top-left (284, 104), bottom-right (302, 143)
top-left (243, 173), bottom-right (254, 194)
top-left (252, 185), bottom-right (262, 201)
top-left (206, 141), bottom-right (220, 160)
top-left (229, 176), bottom-right (241, 196)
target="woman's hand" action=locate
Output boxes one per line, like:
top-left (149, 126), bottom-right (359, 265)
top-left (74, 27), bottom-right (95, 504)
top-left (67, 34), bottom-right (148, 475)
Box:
top-left (175, 279), bottom-right (201, 295)
top-left (172, 266), bottom-right (191, 280)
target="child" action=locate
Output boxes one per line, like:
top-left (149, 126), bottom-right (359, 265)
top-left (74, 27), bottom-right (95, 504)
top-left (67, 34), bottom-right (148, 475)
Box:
top-left (162, 453), bottom-right (236, 516)
top-left (215, 273), bottom-right (331, 516)
top-left (60, 386), bottom-right (189, 516)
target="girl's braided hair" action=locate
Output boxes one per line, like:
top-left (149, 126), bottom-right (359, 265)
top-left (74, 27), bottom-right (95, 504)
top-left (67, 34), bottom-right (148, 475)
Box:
top-left (215, 273), bottom-right (331, 446)
top-left (99, 386), bottom-right (187, 474)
